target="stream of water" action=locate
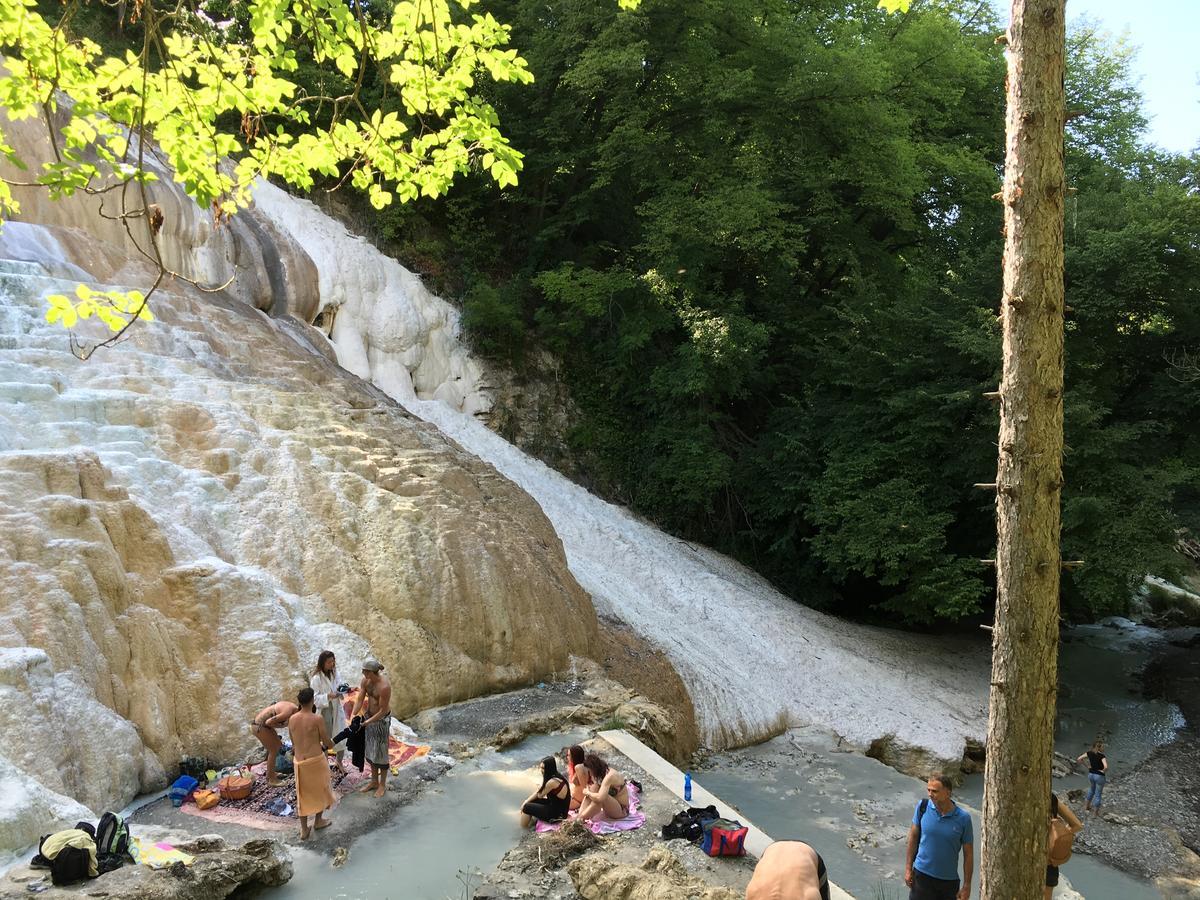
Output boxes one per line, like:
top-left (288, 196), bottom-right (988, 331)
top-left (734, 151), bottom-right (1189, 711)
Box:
top-left (700, 621), bottom-right (1186, 900)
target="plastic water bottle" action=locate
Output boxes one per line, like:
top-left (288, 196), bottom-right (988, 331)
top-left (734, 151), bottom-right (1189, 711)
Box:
top-left (684, 772), bottom-right (692, 802)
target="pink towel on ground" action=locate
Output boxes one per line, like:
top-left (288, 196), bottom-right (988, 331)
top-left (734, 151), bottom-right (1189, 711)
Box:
top-left (536, 783), bottom-right (645, 835)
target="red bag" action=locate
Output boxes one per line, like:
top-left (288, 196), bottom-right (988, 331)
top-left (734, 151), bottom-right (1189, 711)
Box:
top-left (699, 818), bottom-right (748, 857)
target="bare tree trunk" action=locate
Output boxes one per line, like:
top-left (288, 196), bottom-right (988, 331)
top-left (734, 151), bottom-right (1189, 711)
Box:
top-left (981, 2), bottom-right (1066, 899)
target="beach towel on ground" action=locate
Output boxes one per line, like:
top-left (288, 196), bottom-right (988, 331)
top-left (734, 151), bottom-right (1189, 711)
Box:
top-left (536, 783), bottom-right (646, 835)
top-left (295, 754), bottom-right (335, 817)
top-left (131, 838), bottom-right (194, 869)
top-left (180, 739), bottom-right (430, 831)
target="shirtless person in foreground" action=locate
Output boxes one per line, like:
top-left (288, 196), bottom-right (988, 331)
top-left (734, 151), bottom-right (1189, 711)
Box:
top-left (251, 699), bottom-right (300, 787)
top-left (745, 840), bottom-right (831, 900)
top-left (288, 687), bottom-right (334, 839)
top-left (350, 658), bottom-right (392, 797)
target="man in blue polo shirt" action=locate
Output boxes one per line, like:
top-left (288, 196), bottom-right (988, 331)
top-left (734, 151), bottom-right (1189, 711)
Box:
top-left (904, 772), bottom-right (973, 900)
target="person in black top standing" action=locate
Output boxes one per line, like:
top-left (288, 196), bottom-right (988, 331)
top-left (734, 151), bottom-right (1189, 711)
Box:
top-left (1076, 739), bottom-right (1108, 815)
top-left (519, 756), bottom-right (571, 827)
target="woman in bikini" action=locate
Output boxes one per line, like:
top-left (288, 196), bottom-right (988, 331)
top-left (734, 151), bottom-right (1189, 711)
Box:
top-left (577, 751), bottom-right (629, 823)
top-left (519, 756), bottom-right (572, 827)
top-left (566, 745), bottom-right (589, 813)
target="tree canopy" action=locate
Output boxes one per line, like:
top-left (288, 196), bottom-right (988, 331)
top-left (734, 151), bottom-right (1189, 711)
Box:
top-left (4, 0), bottom-right (1197, 625)
top-left (368, 0), bottom-right (1200, 625)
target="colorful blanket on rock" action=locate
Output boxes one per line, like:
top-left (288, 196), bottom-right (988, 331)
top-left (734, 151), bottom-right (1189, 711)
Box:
top-left (535, 783), bottom-right (646, 835)
top-left (179, 739), bottom-right (429, 831)
top-left (132, 838), bottom-right (195, 868)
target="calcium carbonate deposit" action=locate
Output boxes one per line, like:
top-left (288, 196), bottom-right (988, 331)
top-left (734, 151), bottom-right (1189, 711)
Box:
top-left (258, 183), bottom-right (992, 761)
top-left (0, 112), bottom-right (988, 861)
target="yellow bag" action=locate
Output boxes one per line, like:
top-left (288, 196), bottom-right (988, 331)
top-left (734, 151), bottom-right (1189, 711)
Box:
top-left (194, 789), bottom-right (219, 810)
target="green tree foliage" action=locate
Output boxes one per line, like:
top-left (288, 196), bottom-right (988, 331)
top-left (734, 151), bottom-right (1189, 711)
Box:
top-left (1, 0), bottom-right (537, 351)
top-left (1, 0), bottom-right (536, 215)
top-left (373, 0), bottom-right (1199, 624)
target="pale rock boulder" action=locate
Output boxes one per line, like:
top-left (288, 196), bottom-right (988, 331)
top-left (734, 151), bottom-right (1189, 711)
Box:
top-left (568, 847), bottom-right (741, 900)
top-left (0, 105), bottom-right (319, 322)
top-left (0, 755), bottom-right (94, 864)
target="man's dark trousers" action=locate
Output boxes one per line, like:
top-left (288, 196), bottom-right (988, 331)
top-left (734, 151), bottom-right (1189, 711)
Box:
top-left (910, 869), bottom-right (959, 900)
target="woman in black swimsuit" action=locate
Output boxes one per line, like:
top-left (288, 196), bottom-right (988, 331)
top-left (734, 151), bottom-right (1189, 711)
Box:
top-left (518, 756), bottom-right (572, 827)
top-left (577, 752), bottom-right (629, 823)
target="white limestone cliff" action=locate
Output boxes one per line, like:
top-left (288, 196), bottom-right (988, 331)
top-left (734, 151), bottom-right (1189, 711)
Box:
top-left (0, 111), bottom-right (597, 852)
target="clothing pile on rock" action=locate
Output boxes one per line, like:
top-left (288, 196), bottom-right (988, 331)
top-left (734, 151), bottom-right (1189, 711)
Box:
top-left (30, 812), bottom-right (133, 885)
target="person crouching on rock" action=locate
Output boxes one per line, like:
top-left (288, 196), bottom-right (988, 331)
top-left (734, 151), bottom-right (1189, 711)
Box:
top-left (577, 752), bottom-right (629, 823)
top-left (289, 687), bottom-right (336, 839)
top-left (746, 840), bottom-right (832, 900)
top-left (350, 658), bottom-right (392, 797)
top-left (251, 699), bottom-right (300, 787)
top-left (518, 756), bottom-right (572, 827)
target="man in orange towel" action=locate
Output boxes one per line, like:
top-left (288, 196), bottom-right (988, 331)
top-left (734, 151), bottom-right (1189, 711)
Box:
top-left (289, 687), bottom-right (336, 839)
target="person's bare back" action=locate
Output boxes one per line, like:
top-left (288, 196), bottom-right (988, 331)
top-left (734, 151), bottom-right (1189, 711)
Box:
top-left (289, 707), bottom-right (331, 763)
top-left (745, 841), bottom-right (826, 900)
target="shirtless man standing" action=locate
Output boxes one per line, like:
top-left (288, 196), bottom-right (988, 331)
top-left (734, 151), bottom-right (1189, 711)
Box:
top-left (251, 699), bottom-right (300, 787)
top-left (350, 658), bottom-right (392, 798)
top-left (745, 841), bottom-right (831, 900)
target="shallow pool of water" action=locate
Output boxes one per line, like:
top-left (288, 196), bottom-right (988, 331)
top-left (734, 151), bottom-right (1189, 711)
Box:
top-left (699, 621), bottom-right (1190, 900)
top-left (262, 731), bottom-right (587, 900)
top-left (1054, 623), bottom-right (1185, 772)
top-left (700, 726), bottom-right (1161, 900)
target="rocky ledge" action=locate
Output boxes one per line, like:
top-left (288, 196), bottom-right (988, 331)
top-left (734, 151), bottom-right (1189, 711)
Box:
top-left (473, 736), bottom-right (757, 900)
top-left (0, 836), bottom-right (291, 900)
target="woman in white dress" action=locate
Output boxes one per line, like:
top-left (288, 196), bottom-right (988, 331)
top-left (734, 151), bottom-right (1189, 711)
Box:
top-left (310, 650), bottom-right (348, 773)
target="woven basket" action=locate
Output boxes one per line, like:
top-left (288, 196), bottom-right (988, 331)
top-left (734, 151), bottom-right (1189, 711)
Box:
top-left (217, 766), bottom-right (254, 800)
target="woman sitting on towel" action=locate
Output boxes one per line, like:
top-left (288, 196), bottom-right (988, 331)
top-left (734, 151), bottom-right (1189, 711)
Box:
top-left (577, 752), bottom-right (629, 823)
top-left (310, 650), bottom-right (348, 774)
top-left (519, 756), bottom-right (572, 827)
top-left (566, 745), bottom-right (589, 812)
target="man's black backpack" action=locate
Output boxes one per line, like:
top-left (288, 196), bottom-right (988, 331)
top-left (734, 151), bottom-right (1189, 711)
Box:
top-left (50, 845), bottom-right (92, 885)
top-left (915, 798), bottom-right (929, 839)
top-left (34, 834), bottom-right (94, 886)
top-left (662, 805), bottom-right (719, 841)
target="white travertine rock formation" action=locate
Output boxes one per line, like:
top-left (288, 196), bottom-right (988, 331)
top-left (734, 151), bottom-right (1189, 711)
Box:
top-left (0, 115), bottom-right (595, 854)
top-left (0, 106), bottom-right (318, 322)
top-left (0, 104), bottom-right (991, 858)
top-left (247, 138), bottom-right (992, 769)
top-left (250, 184), bottom-right (490, 416)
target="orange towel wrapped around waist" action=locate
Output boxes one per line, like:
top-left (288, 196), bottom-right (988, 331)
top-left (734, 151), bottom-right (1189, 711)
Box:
top-left (294, 754), bottom-right (335, 817)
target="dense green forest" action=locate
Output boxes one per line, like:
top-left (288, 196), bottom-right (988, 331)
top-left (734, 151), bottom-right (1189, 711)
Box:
top-left (53, 0), bottom-right (1200, 625)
